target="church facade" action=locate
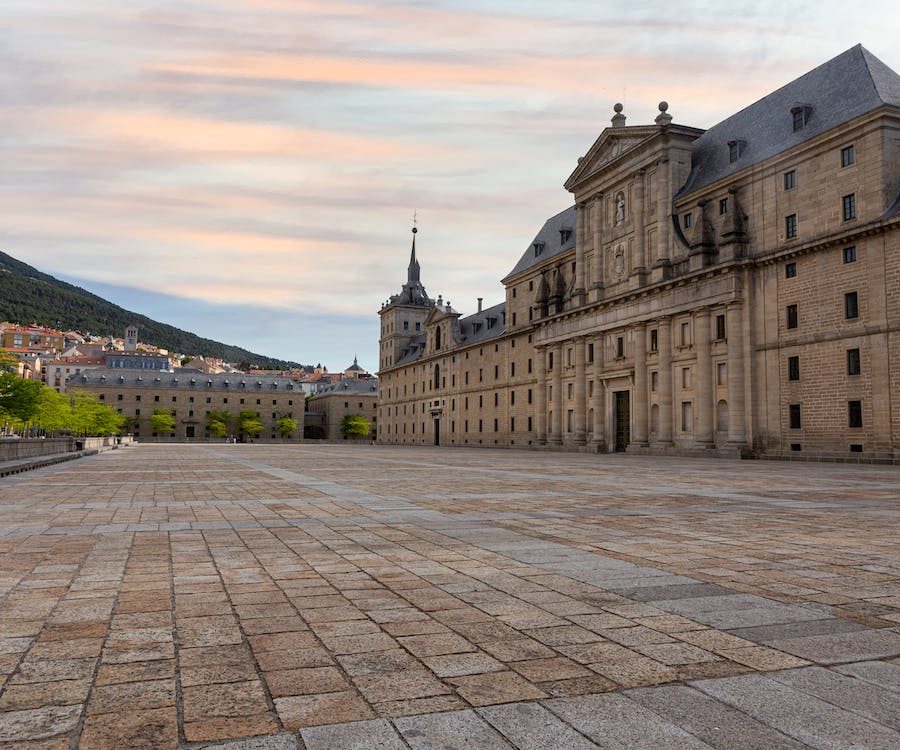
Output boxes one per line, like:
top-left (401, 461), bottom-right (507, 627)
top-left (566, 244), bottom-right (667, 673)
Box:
top-left (377, 46), bottom-right (900, 460)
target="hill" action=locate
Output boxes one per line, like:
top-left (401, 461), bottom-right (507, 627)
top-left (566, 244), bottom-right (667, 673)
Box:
top-left (0, 250), bottom-right (303, 368)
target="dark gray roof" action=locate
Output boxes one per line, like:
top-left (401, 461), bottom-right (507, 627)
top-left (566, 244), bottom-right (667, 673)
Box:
top-left (70, 368), bottom-right (299, 391)
top-left (395, 335), bottom-right (427, 366)
top-left (311, 379), bottom-right (378, 397)
top-left (679, 45), bottom-right (900, 196)
top-left (503, 206), bottom-right (576, 280)
top-left (458, 302), bottom-right (506, 345)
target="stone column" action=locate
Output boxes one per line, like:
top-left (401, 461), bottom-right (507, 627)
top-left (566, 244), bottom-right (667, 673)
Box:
top-left (591, 335), bottom-right (605, 447)
top-left (632, 169), bottom-right (646, 275)
top-left (574, 202), bottom-right (586, 299)
top-left (694, 308), bottom-right (714, 446)
top-left (657, 317), bottom-right (673, 445)
top-left (631, 323), bottom-right (649, 446)
top-left (574, 337), bottom-right (587, 445)
top-left (534, 346), bottom-right (547, 445)
top-left (726, 302), bottom-right (747, 444)
top-left (656, 156), bottom-right (671, 266)
top-left (549, 343), bottom-right (563, 445)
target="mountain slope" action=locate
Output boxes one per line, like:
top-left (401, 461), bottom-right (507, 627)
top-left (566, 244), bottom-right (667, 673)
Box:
top-left (0, 250), bottom-right (302, 367)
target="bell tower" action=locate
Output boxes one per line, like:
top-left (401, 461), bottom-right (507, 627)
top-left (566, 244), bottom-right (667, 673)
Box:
top-left (378, 225), bottom-right (435, 371)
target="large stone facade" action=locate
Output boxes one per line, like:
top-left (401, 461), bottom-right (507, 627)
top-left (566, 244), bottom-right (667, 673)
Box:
top-left (69, 370), bottom-right (305, 442)
top-left (377, 46), bottom-right (900, 459)
top-left (307, 378), bottom-right (379, 441)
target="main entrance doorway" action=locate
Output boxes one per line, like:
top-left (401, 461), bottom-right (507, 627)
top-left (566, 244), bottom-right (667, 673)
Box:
top-left (433, 418), bottom-right (440, 446)
top-left (614, 391), bottom-right (630, 451)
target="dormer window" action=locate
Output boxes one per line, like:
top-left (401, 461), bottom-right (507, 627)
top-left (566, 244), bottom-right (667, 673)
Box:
top-left (534, 241), bottom-right (545, 257)
top-left (791, 105), bottom-right (812, 131)
top-left (559, 229), bottom-right (572, 244)
top-left (727, 139), bottom-right (746, 163)
top-left (487, 317), bottom-right (495, 330)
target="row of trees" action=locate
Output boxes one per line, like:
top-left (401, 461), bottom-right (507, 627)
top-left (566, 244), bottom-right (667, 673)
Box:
top-left (0, 369), bottom-right (125, 436)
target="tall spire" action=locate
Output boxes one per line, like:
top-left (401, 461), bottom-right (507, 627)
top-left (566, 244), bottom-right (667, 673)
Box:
top-left (407, 214), bottom-right (420, 283)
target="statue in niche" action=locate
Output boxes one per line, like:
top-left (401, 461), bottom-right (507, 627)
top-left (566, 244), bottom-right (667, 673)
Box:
top-left (615, 192), bottom-right (625, 224)
top-left (613, 244), bottom-right (625, 277)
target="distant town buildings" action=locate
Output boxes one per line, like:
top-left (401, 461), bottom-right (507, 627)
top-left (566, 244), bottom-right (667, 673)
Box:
top-left (377, 45), bottom-right (900, 460)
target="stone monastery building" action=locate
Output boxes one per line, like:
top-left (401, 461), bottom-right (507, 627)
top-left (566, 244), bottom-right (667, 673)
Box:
top-left (377, 45), bottom-right (900, 459)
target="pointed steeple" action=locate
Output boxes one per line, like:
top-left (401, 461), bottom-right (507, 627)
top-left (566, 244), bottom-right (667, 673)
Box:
top-left (408, 226), bottom-right (420, 284)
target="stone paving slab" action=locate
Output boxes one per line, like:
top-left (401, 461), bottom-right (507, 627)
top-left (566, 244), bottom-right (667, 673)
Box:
top-left (0, 444), bottom-right (898, 748)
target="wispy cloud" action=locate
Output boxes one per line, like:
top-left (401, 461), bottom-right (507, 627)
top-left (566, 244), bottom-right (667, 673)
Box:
top-left (2, 0), bottom-right (898, 366)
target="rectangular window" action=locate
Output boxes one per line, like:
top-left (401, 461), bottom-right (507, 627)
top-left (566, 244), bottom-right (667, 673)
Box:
top-left (117, 394), bottom-right (123, 400)
top-left (841, 144), bottom-right (855, 167)
top-left (719, 198), bottom-right (728, 215)
top-left (844, 291), bottom-right (859, 319)
top-left (494, 365), bottom-right (499, 379)
top-left (651, 371), bottom-right (659, 391)
top-left (527, 416), bottom-right (532, 431)
top-left (510, 362), bottom-right (515, 377)
top-left (403, 321), bottom-right (408, 331)
top-left (715, 314), bottom-right (726, 340)
top-left (681, 402), bottom-right (693, 432)
top-left (527, 358), bottom-right (533, 374)
top-left (783, 170), bottom-right (796, 190)
top-left (847, 348), bottom-right (861, 376)
top-left (682, 367), bottom-right (691, 389)
top-left (510, 391), bottom-right (515, 405)
top-left (717, 362), bottom-right (727, 386)
top-left (683, 212), bottom-right (692, 228)
top-left (494, 393), bottom-right (499, 407)
top-left (788, 356), bottom-right (800, 381)
top-left (789, 404), bottom-right (801, 429)
top-left (786, 304), bottom-right (798, 329)
top-left (680, 321), bottom-right (690, 346)
top-left (650, 329), bottom-right (658, 352)
top-left (567, 383), bottom-right (573, 399)
top-left (785, 262), bottom-right (797, 278)
top-left (792, 109), bottom-right (805, 131)
top-left (785, 213), bottom-right (797, 239)
top-left (587, 343), bottom-right (594, 363)
top-left (548, 352), bottom-right (553, 370)
top-left (843, 245), bottom-right (857, 263)
top-left (616, 337), bottom-right (624, 358)
top-left (842, 193), bottom-right (856, 221)
top-left (415, 322), bottom-right (421, 331)
top-left (527, 388), bottom-right (533, 404)
top-left (848, 400), bottom-right (863, 428)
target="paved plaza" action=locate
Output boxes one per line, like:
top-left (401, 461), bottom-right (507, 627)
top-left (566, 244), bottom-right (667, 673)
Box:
top-left (0, 444), bottom-right (899, 749)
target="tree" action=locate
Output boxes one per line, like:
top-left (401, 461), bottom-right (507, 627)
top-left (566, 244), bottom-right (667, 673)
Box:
top-left (340, 413), bottom-right (371, 440)
top-left (33, 387), bottom-right (71, 434)
top-left (206, 410), bottom-right (230, 439)
top-left (276, 416), bottom-right (298, 439)
top-left (68, 393), bottom-right (125, 435)
top-left (0, 371), bottom-right (43, 427)
top-left (238, 410), bottom-right (263, 439)
top-left (149, 408), bottom-right (176, 435)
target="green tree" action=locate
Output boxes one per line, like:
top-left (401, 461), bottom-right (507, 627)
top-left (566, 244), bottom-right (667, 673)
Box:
top-left (68, 393), bottom-right (125, 435)
top-left (33, 387), bottom-right (71, 434)
top-left (276, 416), bottom-right (298, 439)
top-left (149, 408), bottom-right (176, 435)
top-left (0, 371), bottom-right (43, 426)
top-left (206, 410), bottom-right (231, 439)
top-left (340, 413), bottom-right (371, 440)
top-left (238, 410), bottom-right (263, 439)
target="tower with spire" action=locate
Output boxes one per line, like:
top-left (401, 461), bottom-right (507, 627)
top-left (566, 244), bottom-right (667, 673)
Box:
top-left (378, 222), bottom-right (436, 371)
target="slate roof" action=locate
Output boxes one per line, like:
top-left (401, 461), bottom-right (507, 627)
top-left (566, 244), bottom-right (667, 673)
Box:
top-left (458, 302), bottom-right (506, 345)
top-left (503, 206), bottom-right (576, 280)
top-left (679, 44), bottom-right (900, 196)
top-left (311, 379), bottom-right (379, 397)
top-left (70, 368), bottom-right (299, 391)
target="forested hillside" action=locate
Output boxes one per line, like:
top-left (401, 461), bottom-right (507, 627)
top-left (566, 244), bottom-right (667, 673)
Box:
top-left (0, 250), bottom-right (301, 367)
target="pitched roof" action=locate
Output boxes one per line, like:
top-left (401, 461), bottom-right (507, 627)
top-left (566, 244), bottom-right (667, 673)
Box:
top-left (503, 206), bottom-right (576, 280)
top-left (458, 302), bottom-right (506, 345)
top-left (70, 368), bottom-right (299, 391)
top-left (311, 379), bottom-right (379, 397)
top-left (679, 44), bottom-right (900, 196)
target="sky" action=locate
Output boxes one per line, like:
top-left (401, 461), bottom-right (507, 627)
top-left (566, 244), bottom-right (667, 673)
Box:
top-left (2, 1), bottom-right (900, 371)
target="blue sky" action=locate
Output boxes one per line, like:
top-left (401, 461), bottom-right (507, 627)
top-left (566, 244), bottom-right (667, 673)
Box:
top-left (2, 1), bottom-right (899, 370)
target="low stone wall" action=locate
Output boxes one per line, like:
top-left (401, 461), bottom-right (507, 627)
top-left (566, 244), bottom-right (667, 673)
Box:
top-left (0, 438), bottom-right (74, 462)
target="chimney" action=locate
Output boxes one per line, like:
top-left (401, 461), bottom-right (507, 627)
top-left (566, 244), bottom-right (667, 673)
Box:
top-left (477, 298), bottom-right (483, 313)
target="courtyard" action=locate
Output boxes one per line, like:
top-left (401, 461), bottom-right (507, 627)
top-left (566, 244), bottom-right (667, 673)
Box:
top-left (0, 443), bottom-right (898, 749)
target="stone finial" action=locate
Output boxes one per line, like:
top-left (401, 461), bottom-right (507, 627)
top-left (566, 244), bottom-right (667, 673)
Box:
top-left (611, 103), bottom-right (626, 127)
top-left (655, 101), bottom-right (672, 127)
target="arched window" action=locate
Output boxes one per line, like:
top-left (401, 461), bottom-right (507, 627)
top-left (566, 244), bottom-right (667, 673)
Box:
top-left (434, 364), bottom-right (440, 391)
top-left (435, 326), bottom-right (442, 350)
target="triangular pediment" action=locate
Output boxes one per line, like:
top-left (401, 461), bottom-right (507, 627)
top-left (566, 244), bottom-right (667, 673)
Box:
top-left (564, 126), bottom-right (658, 190)
top-left (424, 305), bottom-right (459, 327)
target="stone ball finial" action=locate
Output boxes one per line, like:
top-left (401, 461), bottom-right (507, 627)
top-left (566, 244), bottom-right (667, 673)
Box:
top-left (614, 103), bottom-right (623, 113)
top-left (411, 227), bottom-right (417, 234)
top-left (658, 101), bottom-right (668, 112)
